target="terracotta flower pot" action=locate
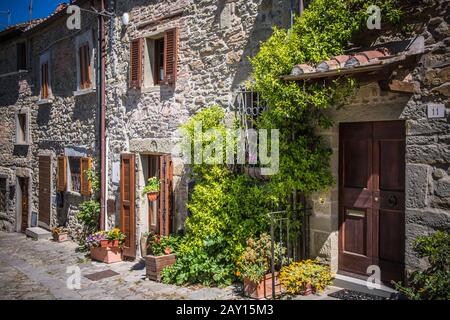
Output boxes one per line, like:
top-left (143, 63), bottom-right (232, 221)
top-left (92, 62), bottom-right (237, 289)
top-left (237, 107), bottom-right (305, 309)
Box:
top-left (243, 272), bottom-right (282, 299)
top-left (100, 239), bottom-right (119, 248)
top-left (53, 233), bottom-right (68, 243)
top-left (147, 192), bottom-right (159, 202)
top-left (146, 254), bottom-right (176, 282)
top-left (90, 246), bottom-right (122, 264)
top-left (301, 283), bottom-right (315, 296)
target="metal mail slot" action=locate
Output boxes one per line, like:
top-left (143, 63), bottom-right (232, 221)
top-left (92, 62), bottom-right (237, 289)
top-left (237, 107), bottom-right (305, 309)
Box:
top-left (346, 209), bottom-right (365, 218)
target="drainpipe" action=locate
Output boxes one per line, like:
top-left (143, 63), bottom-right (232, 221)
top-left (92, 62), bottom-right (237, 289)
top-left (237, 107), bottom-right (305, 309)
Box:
top-left (98, 0), bottom-right (106, 230)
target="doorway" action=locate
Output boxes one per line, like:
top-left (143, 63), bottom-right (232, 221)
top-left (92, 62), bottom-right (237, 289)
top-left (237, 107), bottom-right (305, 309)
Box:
top-left (338, 121), bottom-right (405, 283)
top-left (17, 177), bottom-right (29, 233)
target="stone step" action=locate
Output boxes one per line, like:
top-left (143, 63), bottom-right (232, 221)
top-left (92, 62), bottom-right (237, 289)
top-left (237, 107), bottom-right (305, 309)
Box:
top-left (25, 227), bottom-right (52, 240)
top-left (332, 273), bottom-right (397, 299)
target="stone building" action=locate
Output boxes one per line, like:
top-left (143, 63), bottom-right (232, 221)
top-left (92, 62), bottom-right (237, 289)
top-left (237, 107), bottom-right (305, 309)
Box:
top-left (0, 0), bottom-right (448, 288)
top-left (0, 1), bottom-right (100, 238)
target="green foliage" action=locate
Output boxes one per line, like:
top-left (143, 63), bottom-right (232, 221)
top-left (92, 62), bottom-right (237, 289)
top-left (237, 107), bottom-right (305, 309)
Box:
top-left (162, 235), bottom-right (235, 286)
top-left (280, 260), bottom-right (333, 294)
top-left (162, 107), bottom-right (272, 286)
top-left (250, 0), bottom-right (404, 201)
top-left (394, 231), bottom-right (450, 300)
top-left (84, 168), bottom-right (100, 193)
top-left (237, 233), bottom-right (288, 283)
top-left (142, 177), bottom-right (160, 195)
top-left (147, 233), bottom-right (181, 256)
top-left (77, 200), bottom-right (100, 234)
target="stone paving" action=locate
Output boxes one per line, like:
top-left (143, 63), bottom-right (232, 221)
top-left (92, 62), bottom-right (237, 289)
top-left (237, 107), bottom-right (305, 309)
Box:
top-left (0, 231), bottom-right (340, 300)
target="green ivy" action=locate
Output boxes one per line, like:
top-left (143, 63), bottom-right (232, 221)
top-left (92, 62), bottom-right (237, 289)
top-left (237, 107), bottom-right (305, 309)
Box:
top-left (250, 0), bottom-right (404, 201)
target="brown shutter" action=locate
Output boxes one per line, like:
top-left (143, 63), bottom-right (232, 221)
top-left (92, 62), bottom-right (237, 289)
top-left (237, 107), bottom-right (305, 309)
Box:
top-left (80, 157), bottom-right (92, 196)
top-left (41, 62), bottom-right (49, 99)
top-left (84, 45), bottom-right (91, 87)
top-left (79, 46), bottom-right (85, 89)
top-left (164, 28), bottom-right (178, 85)
top-left (38, 155), bottom-right (51, 227)
top-left (129, 38), bottom-right (143, 89)
top-left (120, 153), bottom-right (136, 258)
top-left (57, 156), bottom-right (67, 192)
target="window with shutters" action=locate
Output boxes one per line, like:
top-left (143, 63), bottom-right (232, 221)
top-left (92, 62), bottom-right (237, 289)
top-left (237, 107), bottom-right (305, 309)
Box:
top-left (15, 112), bottom-right (29, 145)
top-left (78, 43), bottom-right (92, 89)
top-left (139, 28), bottom-right (178, 89)
top-left (80, 157), bottom-right (92, 196)
top-left (17, 42), bottom-right (27, 71)
top-left (0, 178), bottom-right (7, 213)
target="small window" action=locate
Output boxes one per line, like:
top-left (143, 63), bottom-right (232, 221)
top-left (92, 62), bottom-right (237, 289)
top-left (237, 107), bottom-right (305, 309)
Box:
top-left (78, 43), bottom-right (91, 89)
top-left (17, 42), bottom-right (27, 71)
top-left (68, 157), bottom-right (81, 193)
top-left (16, 112), bottom-right (29, 144)
top-left (0, 178), bottom-right (7, 212)
top-left (40, 61), bottom-right (49, 99)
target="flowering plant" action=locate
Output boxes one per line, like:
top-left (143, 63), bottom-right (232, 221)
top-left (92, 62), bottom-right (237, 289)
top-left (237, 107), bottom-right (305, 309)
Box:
top-left (237, 233), bottom-right (288, 283)
top-left (146, 232), bottom-right (180, 256)
top-left (85, 229), bottom-right (126, 248)
top-left (52, 226), bottom-right (69, 236)
top-left (106, 228), bottom-right (126, 243)
top-left (85, 231), bottom-right (107, 248)
top-left (279, 260), bottom-right (333, 294)
top-left (142, 177), bottom-right (160, 195)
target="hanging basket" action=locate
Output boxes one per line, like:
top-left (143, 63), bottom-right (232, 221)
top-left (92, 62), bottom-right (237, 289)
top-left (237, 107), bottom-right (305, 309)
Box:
top-left (147, 192), bottom-right (159, 202)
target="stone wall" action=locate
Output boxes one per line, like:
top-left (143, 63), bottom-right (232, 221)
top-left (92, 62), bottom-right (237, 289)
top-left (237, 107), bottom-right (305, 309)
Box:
top-left (0, 4), bottom-right (100, 237)
top-left (104, 0), bottom-right (296, 250)
top-left (309, 0), bottom-right (450, 275)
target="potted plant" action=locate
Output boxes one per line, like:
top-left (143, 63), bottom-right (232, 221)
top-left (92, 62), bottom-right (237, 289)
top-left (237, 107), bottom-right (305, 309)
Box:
top-left (86, 228), bottom-right (126, 264)
top-left (142, 177), bottom-right (160, 202)
top-left (279, 260), bottom-right (333, 296)
top-left (145, 233), bottom-right (180, 281)
top-left (237, 233), bottom-right (287, 299)
top-left (52, 227), bottom-right (69, 242)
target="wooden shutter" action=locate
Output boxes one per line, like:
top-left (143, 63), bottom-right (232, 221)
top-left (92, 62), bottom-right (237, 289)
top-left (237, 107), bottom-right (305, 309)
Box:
top-left (164, 28), bottom-right (178, 85)
top-left (129, 38), bottom-right (143, 89)
top-left (80, 157), bottom-right (92, 196)
top-left (120, 153), bottom-right (136, 259)
top-left (39, 156), bottom-right (51, 227)
top-left (159, 155), bottom-right (173, 236)
top-left (57, 156), bottom-right (67, 192)
top-left (41, 62), bottom-right (49, 99)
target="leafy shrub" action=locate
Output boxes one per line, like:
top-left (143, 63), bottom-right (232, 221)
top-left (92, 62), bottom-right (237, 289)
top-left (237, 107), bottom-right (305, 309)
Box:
top-left (280, 260), bottom-right (333, 294)
top-left (147, 233), bottom-right (181, 256)
top-left (394, 231), bottom-right (450, 300)
top-left (237, 233), bottom-right (287, 283)
top-left (77, 200), bottom-right (100, 233)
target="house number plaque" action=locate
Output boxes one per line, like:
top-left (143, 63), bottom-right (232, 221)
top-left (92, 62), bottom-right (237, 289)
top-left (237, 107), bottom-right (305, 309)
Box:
top-left (427, 103), bottom-right (445, 119)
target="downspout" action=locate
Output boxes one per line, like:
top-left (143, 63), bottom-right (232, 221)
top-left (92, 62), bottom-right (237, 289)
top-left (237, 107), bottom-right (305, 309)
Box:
top-left (98, 0), bottom-right (106, 230)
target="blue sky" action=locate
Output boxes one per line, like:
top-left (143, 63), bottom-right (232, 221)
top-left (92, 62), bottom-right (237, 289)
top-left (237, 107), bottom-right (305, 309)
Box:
top-left (0, 0), bottom-right (64, 30)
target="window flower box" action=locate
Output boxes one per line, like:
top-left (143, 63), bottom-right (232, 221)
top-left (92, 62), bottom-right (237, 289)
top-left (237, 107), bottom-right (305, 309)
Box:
top-left (243, 272), bottom-right (283, 299)
top-left (145, 254), bottom-right (176, 282)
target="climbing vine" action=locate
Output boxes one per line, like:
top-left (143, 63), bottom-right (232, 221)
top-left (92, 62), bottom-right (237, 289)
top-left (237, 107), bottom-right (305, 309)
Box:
top-left (250, 0), bottom-right (404, 203)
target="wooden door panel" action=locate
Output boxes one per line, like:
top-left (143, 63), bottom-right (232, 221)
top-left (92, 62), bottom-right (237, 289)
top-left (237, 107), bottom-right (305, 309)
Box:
top-left (339, 122), bottom-right (373, 275)
top-left (20, 178), bottom-right (29, 232)
top-left (339, 120), bottom-right (405, 284)
top-left (38, 156), bottom-right (51, 227)
top-left (120, 154), bottom-right (136, 259)
top-left (159, 155), bottom-right (173, 236)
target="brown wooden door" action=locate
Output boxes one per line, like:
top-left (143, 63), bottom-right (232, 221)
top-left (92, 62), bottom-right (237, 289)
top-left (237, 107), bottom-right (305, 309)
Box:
top-left (39, 156), bottom-right (51, 227)
top-left (19, 177), bottom-right (29, 232)
top-left (339, 121), bottom-right (405, 283)
top-left (159, 155), bottom-right (173, 236)
top-left (120, 154), bottom-right (136, 259)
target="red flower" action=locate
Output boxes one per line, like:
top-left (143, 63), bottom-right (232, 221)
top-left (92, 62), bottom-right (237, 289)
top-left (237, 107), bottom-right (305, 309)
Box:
top-left (164, 247), bottom-right (172, 255)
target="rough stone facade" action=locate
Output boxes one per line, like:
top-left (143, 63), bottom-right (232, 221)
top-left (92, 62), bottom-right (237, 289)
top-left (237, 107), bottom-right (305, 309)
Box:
top-left (308, 1), bottom-right (450, 275)
top-left (0, 2), bottom-right (100, 239)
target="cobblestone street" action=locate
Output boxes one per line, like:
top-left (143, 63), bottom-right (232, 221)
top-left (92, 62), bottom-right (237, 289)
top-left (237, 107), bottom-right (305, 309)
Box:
top-left (0, 231), bottom-right (241, 300)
